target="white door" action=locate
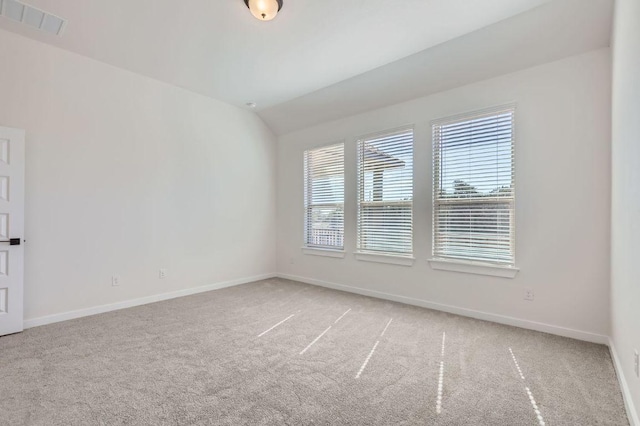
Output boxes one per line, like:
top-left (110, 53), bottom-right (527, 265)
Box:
top-left (0, 126), bottom-right (24, 336)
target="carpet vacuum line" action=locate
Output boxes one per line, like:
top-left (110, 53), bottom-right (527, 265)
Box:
top-left (355, 318), bottom-right (393, 379)
top-left (299, 308), bottom-right (352, 355)
top-left (334, 308), bottom-right (351, 324)
top-left (258, 313), bottom-right (296, 337)
top-left (436, 332), bottom-right (446, 414)
top-left (509, 347), bottom-right (546, 426)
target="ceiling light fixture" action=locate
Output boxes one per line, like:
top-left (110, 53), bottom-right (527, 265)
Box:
top-left (243, 0), bottom-right (282, 21)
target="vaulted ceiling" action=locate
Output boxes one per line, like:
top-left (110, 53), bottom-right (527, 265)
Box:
top-left (0, 0), bottom-right (612, 135)
top-left (260, 0), bottom-right (613, 134)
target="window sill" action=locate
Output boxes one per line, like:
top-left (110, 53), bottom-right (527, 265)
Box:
top-left (355, 252), bottom-right (415, 266)
top-left (301, 247), bottom-right (345, 258)
top-left (428, 258), bottom-right (519, 278)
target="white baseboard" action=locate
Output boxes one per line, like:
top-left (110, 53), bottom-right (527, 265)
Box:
top-left (609, 338), bottom-right (640, 426)
top-left (24, 273), bottom-right (277, 329)
top-left (277, 273), bottom-right (609, 345)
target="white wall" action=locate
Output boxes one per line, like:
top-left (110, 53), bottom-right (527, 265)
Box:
top-left (277, 49), bottom-right (612, 341)
top-left (0, 30), bottom-right (277, 322)
top-left (611, 0), bottom-right (640, 422)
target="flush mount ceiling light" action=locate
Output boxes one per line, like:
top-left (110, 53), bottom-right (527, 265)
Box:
top-left (244, 0), bottom-right (282, 21)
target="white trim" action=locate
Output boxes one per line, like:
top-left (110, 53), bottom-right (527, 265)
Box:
top-left (24, 273), bottom-right (277, 329)
top-left (277, 273), bottom-right (608, 345)
top-left (306, 138), bottom-right (345, 151)
top-left (355, 252), bottom-right (415, 266)
top-left (609, 338), bottom-right (640, 426)
top-left (301, 247), bottom-right (345, 258)
top-left (431, 104), bottom-right (517, 268)
top-left (355, 123), bottom-right (415, 143)
top-left (356, 127), bottom-right (415, 258)
top-left (428, 258), bottom-right (519, 278)
top-left (430, 103), bottom-right (517, 126)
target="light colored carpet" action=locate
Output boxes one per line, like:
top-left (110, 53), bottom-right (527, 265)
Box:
top-left (0, 278), bottom-right (628, 425)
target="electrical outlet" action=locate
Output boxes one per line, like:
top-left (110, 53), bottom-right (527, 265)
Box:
top-left (289, 257), bottom-right (294, 265)
top-left (112, 275), bottom-right (121, 287)
top-left (634, 349), bottom-right (639, 378)
top-left (159, 269), bottom-right (167, 279)
top-left (524, 288), bottom-right (534, 301)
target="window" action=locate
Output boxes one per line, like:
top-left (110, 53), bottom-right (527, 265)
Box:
top-left (432, 106), bottom-right (515, 266)
top-left (304, 143), bottom-right (344, 250)
top-left (357, 128), bottom-right (414, 256)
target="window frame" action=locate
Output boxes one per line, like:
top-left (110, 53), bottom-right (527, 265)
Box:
top-left (430, 105), bottom-right (517, 275)
top-left (356, 126), bottom-right (415, 261)
top-left (303, 142), bottom-right (345, 253)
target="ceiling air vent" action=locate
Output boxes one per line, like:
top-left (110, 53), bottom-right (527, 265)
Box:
top-left (0, 0), bottom-right (66, 36)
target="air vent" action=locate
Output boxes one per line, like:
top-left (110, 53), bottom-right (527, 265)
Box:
top-left (0, 0), bottom-right (66, 36)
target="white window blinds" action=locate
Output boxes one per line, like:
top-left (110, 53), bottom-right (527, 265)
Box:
top-left (432, 106), bottom-right (515, 265)
top-left (304, 143), bottom-right (344, 249)
top-left (357, 129), bottom-right (414, 255)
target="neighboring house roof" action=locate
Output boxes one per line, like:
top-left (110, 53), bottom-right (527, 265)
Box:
top-left (362, 143), bottom-right (405, 171)
top-left (309, 144), bottom-right (404, 178)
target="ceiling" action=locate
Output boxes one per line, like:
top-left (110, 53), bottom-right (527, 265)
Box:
top-left (0, 0), bottom-right (551, 110)
top-left (259, 0), bottom-right (613, 134)
top-left (0, 0), bottom-right (612, 135)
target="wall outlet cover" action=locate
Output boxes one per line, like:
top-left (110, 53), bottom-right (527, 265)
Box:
top-left (524, 288), bottom-right (535, 301)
